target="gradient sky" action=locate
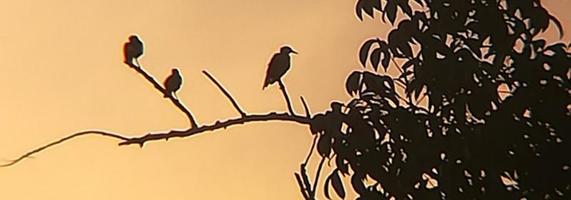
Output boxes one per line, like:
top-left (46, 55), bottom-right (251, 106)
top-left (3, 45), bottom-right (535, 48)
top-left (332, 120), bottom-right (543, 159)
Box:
top-left (0, 1), bottom-right (569, 199)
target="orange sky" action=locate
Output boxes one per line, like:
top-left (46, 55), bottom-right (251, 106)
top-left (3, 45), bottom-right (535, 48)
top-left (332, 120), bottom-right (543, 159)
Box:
top-left (0, 1), bottom-right (569, 199)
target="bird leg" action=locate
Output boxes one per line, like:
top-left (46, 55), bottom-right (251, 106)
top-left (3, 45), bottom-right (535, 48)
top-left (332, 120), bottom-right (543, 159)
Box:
top-left (133, 59), bottom-right (141, 68)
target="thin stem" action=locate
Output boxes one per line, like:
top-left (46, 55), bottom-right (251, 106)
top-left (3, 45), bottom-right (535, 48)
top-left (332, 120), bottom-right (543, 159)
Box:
top-left (130, 64), bottom-right (198, 128)
top-left (303, 135), bottom-right (318, 165)
top-left (202, 70), bottom-right (247, 117)
top-left (311, 156), bottom-right (327, 197)
top-left (295, 173), bottom-right (311, 200)
top-left (300, 96), bottom-right (311, 119)
top-left (278, 80), bottom-right (295, 115)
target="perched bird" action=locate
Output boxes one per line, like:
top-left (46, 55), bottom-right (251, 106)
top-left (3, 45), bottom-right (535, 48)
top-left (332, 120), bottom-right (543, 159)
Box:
top-left (263, 46), bottom-right (298, 89)
top-left (123, 35), bottom-right (144, 67)
top-left (164, 68), bottom-right (183, 99)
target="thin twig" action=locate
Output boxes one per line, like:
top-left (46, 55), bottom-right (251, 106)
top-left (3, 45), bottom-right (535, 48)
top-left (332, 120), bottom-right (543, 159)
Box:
top-left (311, 156), bottom-right (327, 197)
top-left (202, 70), bottom-right (247, 117)
top-left (0, 130), bottom-right (128, 167)
top-left (300, 96), bottom-right (311, 119)
top-left (278, 80), bottom-right (295, 115)
top-left (295, 173), bottom-right (311, 200)
top-left (128, 63), bottom-right (198, 128)
top-left (303, 135), bottom-right (318, 165)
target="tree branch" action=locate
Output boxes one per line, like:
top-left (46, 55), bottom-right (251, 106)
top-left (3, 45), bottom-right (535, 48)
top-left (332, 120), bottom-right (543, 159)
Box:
top-left (0, 130), bottom-right (128, 167)
top-left (278, 80), bottom-right (295, 115)
top-left (128, 63), bottom-right (198, 128)
top-left (202, 70), bottom-right (247, 117)
top-left (2, 112), bottom-right (310, 167)
top-left (118, 112), bottom-right (310, 146)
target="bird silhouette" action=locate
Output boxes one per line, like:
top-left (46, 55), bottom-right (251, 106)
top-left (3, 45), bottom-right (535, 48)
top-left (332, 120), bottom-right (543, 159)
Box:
top-left (164, 68), bottom-right (183, 99)
top-left (263, 46), bottom-right (298, 89)
top-left (123, 35), bottom-right (144, 67)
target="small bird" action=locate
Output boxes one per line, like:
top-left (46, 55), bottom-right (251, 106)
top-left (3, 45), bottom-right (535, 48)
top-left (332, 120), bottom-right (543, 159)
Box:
top-left (123, 35), bottom-right (144, 67)
top-left (164, 68), bottom-right (183, 99)
top-left (263, 46), bottom-right (298, 89)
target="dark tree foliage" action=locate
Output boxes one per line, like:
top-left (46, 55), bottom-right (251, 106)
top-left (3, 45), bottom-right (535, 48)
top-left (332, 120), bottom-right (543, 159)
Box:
top-left (313, 0), bottom-right (571, 199)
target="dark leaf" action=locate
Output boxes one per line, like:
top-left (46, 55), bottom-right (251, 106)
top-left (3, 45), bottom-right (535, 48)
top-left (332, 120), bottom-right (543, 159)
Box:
top-left (346, 71), bottom-right (362, 96)
top-left (360, 39), bottom-right (378, 67)
top-left (385, 0), bottom-right (397, 24)
top-left (324, 175), bottom-right (332, 199)
top-left (371, 48), bottom-right (381, 71)
top-left (331, 171), bottom-right (346, 199)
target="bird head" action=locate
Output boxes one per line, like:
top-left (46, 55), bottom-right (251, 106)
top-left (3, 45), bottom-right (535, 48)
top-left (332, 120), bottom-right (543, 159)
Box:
top-left (280, 46), bottom-right (298, 54)
top-left (172, 68), bottom-right (180, 74)
top-left (129, 35), bottom-right (140, 42)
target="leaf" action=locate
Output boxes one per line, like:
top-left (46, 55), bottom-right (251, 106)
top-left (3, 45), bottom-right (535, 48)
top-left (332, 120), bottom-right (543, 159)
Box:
top-left (346, 71), bottom-right (362, 96)
top-left (331, 171), bottom-right (346, 199)
top-left (360, 39), bottom-right (377, 67)
top-left (371, 48), bottom-right (381, 71)
top-left (385, 0), bottom-right (397, 24)
top-left (355, 0), bottom-right (364, 20)
top-left (324, 174), bottom-right (332, 199)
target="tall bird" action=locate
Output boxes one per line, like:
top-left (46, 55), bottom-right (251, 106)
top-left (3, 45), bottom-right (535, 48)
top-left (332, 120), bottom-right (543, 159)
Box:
top-left (164, 68), bottom-right (183, 99)
top-left (123, 35), bottom-right (144, 67)
top-left (263, 46), bottom-right (298, 89)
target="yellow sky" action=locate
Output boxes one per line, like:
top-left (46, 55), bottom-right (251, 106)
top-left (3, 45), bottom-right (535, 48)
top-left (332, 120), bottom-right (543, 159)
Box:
top-left (0, 0), bottom-right (569, 199)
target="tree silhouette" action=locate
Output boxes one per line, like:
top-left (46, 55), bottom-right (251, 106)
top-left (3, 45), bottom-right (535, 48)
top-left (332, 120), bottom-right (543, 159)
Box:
top-left (3, 0), bottom-right (570, 199)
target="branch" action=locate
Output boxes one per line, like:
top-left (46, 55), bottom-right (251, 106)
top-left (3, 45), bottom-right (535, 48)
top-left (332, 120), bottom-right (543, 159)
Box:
top-left (118, 112), bottom-right (310, 146)
top-left (128, 63), bottom-right (198, 128)
top-left (278, 80), bottom-right (295, 115)
top-left (0, 130), bottom-right (128, 167)
top-left (2, 112), bottom-right (310, 167)
top-left (202, 70), bottom-right (247, 117)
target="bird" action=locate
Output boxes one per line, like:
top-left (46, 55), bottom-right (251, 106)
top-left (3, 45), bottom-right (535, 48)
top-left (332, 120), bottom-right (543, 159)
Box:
top-left (123, 35), bottom-right (144, 67)
top-left (262, 46), bottom-right (298, 89)
top-left (164, 68), bottom-right (183, 99)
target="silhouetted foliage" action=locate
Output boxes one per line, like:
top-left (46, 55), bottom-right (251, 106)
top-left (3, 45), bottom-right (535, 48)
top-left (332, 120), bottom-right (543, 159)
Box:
top-left (314, 0), bottom-right (571, 199)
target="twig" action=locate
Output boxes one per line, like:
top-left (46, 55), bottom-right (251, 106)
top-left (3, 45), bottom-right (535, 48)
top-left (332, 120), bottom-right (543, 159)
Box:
top-left (303, 135), bottom-right (318, 165)
top-left (311, 156), bottom-right (327, 197)
top-left (278, 80), bottom-right (295, 115)
top-left (295, 173), bottom-right (311, 200)
top-left (300, 96), bottom-right (311, 119)
top-left (202, 70), bottom-right (247, 117)
top-left (0, 130), bottom-right (128, 167)
top-left (129, 63), bottom-right (198, 128)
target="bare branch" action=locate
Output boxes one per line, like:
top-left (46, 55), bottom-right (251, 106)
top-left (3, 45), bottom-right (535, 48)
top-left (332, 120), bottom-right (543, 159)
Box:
top-left (278, 80), bottom-right (295, 115)
top-left (2, 112), bottom-right (311, 167)
top-left (0, 130), bottom-right (127, 167)
top-left (128, 63), bottom-right (199, 128)
top-left (202, 70), bottom-right (247, 117)
top-left (118, 112), bottom-right (310, 146)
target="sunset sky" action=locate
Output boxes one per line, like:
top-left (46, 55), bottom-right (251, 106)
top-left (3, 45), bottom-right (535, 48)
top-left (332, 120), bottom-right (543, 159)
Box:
top-left (0, 0), bottom-right (569, 199)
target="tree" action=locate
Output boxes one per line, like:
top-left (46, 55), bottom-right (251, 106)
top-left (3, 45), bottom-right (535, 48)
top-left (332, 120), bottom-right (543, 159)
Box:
top-left (4, 0), bottom-right (570, 199)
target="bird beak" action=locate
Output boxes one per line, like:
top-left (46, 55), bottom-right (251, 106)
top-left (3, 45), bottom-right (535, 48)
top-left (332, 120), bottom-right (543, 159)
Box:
top-left (292, 50), bottom-right (298, 54)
